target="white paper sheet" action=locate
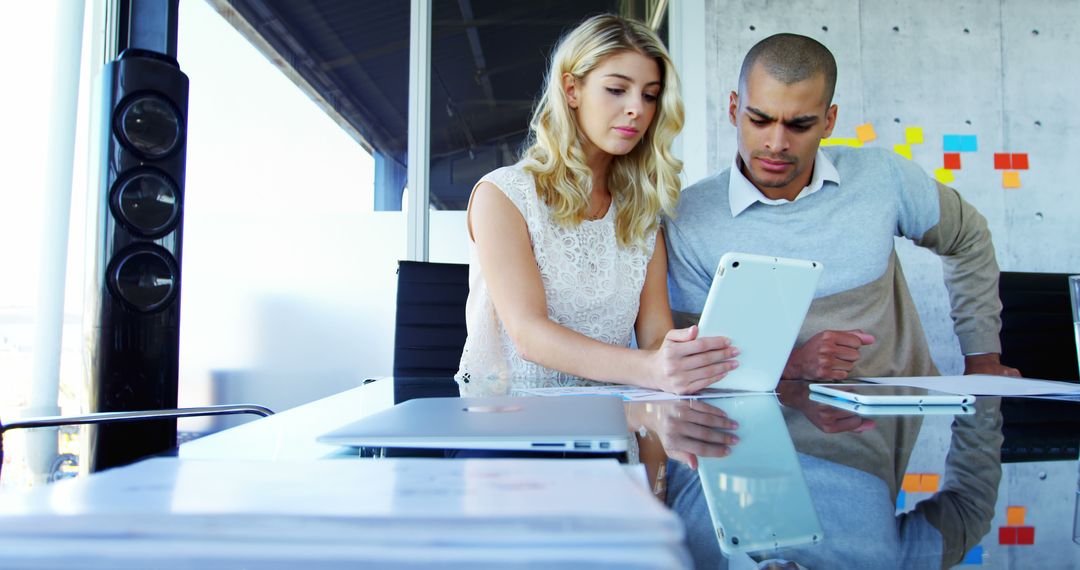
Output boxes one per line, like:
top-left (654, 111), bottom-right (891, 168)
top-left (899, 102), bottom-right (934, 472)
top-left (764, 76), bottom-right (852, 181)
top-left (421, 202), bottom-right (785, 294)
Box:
top-left (0, 457), bottom-right (681, 545)
top-left (857, 374), bottom-right (1080, 396)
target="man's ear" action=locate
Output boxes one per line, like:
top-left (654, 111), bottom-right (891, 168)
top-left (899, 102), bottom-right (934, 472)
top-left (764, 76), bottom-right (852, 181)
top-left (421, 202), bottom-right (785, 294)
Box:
top-left (728, 91), bottom-right (739, 126)
top-left (562, 72), bottom-right (579, 109)
top-left (822, 104), bottom-right (839, 138)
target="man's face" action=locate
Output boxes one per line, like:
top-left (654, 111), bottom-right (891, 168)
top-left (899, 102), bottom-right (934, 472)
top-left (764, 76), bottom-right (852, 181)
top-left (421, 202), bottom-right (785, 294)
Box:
top-left (729, 64), bottom-right (837, 200)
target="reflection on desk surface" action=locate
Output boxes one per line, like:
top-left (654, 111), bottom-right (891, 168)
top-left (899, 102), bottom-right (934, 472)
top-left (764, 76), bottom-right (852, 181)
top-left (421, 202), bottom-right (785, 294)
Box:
top-left (628, 379), bottom-right (1080, 568)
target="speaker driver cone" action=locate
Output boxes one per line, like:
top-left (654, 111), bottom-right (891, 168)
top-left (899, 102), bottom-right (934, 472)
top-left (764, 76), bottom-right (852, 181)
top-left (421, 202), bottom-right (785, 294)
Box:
top-left (106, 245), bottom-right (179, 313)
top-left (115, 93), bottom-right (183, 160)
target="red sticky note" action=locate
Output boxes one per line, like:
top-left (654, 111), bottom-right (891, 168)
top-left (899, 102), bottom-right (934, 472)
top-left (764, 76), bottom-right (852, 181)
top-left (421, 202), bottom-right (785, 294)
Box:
top-left (999, 527), bottom-right (1017, 545)
top-left (994, 153), bottom-right (1011, 170)
top-left (1016, 526), bottom-right (1035, 545)
top-left (1012, 153), bottom-right (1029, 170)
top-left (943, 153), bottom-right (961, 170)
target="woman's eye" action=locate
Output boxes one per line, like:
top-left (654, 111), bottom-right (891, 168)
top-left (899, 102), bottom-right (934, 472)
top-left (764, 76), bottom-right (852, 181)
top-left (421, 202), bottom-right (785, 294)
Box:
top-left (606, 87), bottom-right (625, 96)
top-left (643, 93), bottom-right (658, 103)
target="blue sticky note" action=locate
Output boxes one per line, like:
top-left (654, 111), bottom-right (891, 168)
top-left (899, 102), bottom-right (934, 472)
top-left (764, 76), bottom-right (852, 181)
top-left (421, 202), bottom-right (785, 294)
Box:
top-left (896, 490), bottom-right (906, 510)
top-left (944, 135), bottom-right (978, 152)
top-left (961, 545), bottom-right (984, 565)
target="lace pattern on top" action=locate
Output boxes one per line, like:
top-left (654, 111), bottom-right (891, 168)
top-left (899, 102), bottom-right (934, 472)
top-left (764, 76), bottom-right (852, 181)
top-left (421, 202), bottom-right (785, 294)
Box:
top-left (455, 161), bottom-right (656, 397)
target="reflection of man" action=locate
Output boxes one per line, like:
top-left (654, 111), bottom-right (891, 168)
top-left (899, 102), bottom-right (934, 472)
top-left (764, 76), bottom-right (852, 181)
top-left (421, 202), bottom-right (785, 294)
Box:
top-left (665, 33), bottom-right (1019, 380)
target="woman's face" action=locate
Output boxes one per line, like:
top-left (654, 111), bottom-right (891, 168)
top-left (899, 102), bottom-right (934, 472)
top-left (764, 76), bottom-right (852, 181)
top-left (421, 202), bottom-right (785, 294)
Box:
top-left (563, 50), bottom-right (662, 163)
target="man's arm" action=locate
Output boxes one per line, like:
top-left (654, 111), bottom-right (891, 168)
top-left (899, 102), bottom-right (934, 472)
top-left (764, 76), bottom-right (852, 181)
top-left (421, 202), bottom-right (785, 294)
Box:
top-left (910, 182), bottom-right (1018, 376)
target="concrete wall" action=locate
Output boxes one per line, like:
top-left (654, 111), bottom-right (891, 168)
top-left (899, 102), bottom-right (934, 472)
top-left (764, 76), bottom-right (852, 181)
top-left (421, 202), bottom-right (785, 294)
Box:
top-left (705, 0), bottom-right (1080, 374)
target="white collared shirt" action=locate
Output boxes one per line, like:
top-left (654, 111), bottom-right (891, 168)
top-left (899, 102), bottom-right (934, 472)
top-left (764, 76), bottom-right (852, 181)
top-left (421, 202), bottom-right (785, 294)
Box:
top-left (727, 149), bottom-right (842, 217)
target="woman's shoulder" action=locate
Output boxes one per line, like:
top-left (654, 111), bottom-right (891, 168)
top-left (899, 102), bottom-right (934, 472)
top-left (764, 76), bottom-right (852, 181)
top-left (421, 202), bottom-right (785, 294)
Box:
top-left (477, 160), bottom-right (538, 203)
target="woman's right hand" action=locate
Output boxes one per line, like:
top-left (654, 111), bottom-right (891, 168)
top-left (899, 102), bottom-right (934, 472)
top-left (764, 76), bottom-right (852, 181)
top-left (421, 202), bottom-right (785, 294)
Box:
top-left (635, 399), bottom-right (740, 469)
top-left (648, 325), bottom-right (739, 394)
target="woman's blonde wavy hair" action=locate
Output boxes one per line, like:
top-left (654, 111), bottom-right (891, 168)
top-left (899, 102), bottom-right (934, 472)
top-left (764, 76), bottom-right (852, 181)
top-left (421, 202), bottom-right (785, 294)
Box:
top-left (522, 14), bottom-right (684, 248)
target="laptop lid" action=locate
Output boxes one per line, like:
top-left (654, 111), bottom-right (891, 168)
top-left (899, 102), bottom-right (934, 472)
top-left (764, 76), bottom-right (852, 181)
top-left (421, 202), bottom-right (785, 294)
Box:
top-left (317, 395), bottom-right (630, 453)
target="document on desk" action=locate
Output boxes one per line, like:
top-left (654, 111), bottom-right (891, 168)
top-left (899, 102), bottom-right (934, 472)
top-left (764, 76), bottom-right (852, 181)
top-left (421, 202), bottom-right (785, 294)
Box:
top-left (0, 457), bottom-right (682, 549)
top-left (857, 374), bottom-right (1080, 396)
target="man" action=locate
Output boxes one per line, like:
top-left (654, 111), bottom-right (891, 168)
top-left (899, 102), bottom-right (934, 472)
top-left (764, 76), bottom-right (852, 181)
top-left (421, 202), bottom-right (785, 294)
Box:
top-left (665, 33), bottom-right (1019, 380)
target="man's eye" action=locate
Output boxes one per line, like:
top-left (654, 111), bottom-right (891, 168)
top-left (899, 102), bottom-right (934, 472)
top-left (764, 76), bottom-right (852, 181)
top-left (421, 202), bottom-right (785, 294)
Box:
top-left (749, 118), bottom-right (767, 126)
top-left (789, 125), bottom-right (811, 133)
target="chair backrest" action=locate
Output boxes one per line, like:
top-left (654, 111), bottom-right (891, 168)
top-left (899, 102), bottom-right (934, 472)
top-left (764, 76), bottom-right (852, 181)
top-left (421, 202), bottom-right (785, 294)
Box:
top-left (998, 271), bottom-right (1079, 381)
top-left (393, 260), bottom-right (470, 378)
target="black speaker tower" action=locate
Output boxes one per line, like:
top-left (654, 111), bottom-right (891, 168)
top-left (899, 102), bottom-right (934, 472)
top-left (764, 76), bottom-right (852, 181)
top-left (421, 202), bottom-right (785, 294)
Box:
top-left (87, 48), bottom-right (189, 471)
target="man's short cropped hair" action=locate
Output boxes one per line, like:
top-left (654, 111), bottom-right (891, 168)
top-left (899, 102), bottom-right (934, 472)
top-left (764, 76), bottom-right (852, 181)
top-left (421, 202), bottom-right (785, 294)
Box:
top-left (738, 33), bottom-right (838, 107)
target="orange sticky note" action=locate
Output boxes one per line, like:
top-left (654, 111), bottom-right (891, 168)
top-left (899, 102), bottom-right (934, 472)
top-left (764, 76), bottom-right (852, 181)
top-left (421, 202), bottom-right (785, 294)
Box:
top-left (1007, 506), bottom-right (1026, 526)
top-left (919, 474), bottom-right (940, 492)
top-left (856, 123), bottom-right (877, 143)
top-left (934, 168), bottom-right (955, 184)
top-left (902, 473), bottom-right (922, 492)
top-left (1012, 153), bottom-right (1029, 170)
top-left (1003, 171), bottom-right (1022, 188)
top-left (893, 143), bottom-right (912, 160)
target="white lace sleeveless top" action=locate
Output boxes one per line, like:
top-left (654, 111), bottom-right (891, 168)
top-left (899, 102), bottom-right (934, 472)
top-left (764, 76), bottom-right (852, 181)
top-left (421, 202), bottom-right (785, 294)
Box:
top-left (455, 161), bottom-right (657, 397)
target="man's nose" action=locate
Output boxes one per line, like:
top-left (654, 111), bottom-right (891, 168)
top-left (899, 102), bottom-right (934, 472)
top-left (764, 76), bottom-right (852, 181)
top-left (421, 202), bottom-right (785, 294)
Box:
top-left (764, 125), bottom-right (788, 152)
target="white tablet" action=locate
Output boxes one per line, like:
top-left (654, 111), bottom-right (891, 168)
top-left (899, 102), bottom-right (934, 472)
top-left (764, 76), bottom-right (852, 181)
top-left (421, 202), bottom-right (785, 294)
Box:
top-left (808, 383), bottom-right (975, 405)
top-left (697, 252), bottom-right (823, 392)
top-left (808, 392), bottom-right (974, 416)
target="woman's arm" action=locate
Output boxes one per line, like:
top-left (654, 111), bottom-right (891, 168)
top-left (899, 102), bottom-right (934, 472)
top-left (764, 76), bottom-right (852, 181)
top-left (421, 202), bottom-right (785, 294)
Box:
top-left (469, 182), bottom-right (737, 393)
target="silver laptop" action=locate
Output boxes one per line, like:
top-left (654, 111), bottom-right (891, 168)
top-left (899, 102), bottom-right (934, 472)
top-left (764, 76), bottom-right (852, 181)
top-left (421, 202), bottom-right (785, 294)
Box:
top-left (317, 395), bottom-right (630, 453)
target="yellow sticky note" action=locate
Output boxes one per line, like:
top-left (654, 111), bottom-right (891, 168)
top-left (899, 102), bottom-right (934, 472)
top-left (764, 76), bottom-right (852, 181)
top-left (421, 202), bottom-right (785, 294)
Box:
top-left (821, 137), bottom-right (862, 148)
top-left (1003, 171), bottom-right (1022, 188)
top-left (1006, 506), bottom-right (1026, 526)
top-left (893, 143), bottom-right (912, 160)
top-left (933, 168), bottom-right (955, 184)
top-left (901, 474), bottom-right (921, 493)
top-left (905, 127), bottom-right (924, 144)
top-left (855, 123), bottom-right (877, 143)
top-left (919, 474), bottom-right (941, 493)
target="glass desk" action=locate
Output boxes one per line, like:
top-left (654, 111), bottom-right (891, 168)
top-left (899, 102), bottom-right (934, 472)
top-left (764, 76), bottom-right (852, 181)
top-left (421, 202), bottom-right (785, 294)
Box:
top-left (3, 376), bottom-right (1078, 569)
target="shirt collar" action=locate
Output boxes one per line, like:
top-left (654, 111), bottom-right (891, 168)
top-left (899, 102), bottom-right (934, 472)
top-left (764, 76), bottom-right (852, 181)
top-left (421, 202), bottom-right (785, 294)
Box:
top-left (727, 149), bottom-right (841, 217)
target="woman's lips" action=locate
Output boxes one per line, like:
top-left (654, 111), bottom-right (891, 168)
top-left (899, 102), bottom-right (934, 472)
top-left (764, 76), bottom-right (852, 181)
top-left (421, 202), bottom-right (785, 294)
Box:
top-left (613, 127), bottom-right (639, 137)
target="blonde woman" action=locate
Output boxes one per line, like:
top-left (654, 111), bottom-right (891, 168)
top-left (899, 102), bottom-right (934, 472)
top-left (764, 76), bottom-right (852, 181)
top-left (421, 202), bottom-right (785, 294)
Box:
top-left (455, 14), bottom-right (739, 396)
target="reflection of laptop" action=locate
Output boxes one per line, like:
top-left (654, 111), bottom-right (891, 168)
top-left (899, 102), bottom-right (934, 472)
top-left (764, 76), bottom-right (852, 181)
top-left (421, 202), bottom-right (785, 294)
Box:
top-left (317, 396), bottom-right (629, 452)
top-left (696, 394), bottom-right (823, 555)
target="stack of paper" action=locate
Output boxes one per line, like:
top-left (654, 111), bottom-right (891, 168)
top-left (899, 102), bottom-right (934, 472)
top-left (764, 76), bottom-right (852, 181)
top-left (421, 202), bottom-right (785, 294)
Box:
top-left (0, 457), bottom-right (688, 568)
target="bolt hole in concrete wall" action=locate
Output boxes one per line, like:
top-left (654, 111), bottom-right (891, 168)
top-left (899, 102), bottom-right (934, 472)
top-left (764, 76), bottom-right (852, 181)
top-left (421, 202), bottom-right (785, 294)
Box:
top-left (706, 2), bottom-right (1080, 565)
top-left (706, 0), bottom-right (1080, 376)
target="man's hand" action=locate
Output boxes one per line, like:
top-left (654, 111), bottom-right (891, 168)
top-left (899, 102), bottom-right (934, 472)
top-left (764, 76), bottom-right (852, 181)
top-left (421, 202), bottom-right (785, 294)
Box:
top-left (964, 353), bottom-right (1020, 377)
top-left (775, 381), bottom-right (876, 434)
top-left (782, 330), bottom-right (876, 380)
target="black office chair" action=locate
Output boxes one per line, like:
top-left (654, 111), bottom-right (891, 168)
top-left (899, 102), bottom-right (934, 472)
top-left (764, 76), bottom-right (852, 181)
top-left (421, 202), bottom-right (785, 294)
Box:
top-left (0, 404), bottom-right (274, 483)
top-left (393, 260), bottom-right (470, 378)
top-left (998, 271), bottom-right (1079, 382)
